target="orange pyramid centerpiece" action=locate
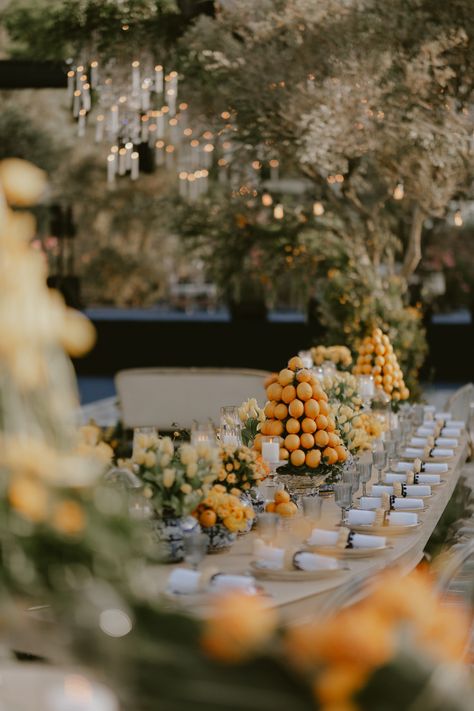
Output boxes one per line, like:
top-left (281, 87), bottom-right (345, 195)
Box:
top-left (353, 327), bottom-right (410, 401)
top-left (256, 356), bottom-right (348, 470)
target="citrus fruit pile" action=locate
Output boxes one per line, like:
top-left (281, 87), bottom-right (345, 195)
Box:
top-left (255, 355), bottom-right (348, 469)
top-left (265, 489), bottom-right (298, 516)
top-left (353, 328), bottom-right (409, 401)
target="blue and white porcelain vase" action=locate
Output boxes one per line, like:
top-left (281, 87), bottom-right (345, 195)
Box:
top-left (203, 524), bottom-right (236, 553)
top-left (153, 516), bottom-right (185, 563)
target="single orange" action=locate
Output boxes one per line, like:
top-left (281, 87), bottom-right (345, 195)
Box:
top-left (326, 416), bottom-right (336, 432)
top-left (276, 501), bottom-right (298, 517)
top-left (267, 382), bottom-right (283, 401)
top-left (288, 355), bottom-right (304, 371)
top-left (200, 509), bottom-right (217, 528)
top-left (282, 384), bottom-right (297, 404)
top-left (300, 432), bottom-right (315, 449)
top-left (268, 420), bottom-right (284, 436)
top-left (265, 502), bottom-right (276, 513)
top-left (278, 368), bottom-right (295, 386)
top-left (286, 417), bottom-right (301, 434)
top-left (296, 369), bottom-right (312, 383)
top-left (290, 449), bottom-right (305, 467)
top-left (314, 430), bottom-right (329, 448)
top-left (284, 434), bottom-right (300, 451)
top-left (335, 445), bottom-right (348, 462)
top-left (304, 399), bottom-right (320, 418)
top-left (302, 418), bottom-right (317, 434)
top-left (296, 381), bottom-right (313, 402)
top-left (279, 447), bottom-right (289, 460)
top-left (306, 449), bottom-right (321, 468)
top-left (264, 401), bottom-right (276, 418)
top-left (275, 489), bottom-right (290, 504)
top-left (316, 414), bottom-right (328, 430)
top-left (318, 400), bottom-right (329, 416)
top-left (253, 434), bottom-right (262, 451)
top-left (322, 446), bottom-right (338, 465)
top-left (289, 399), bottom-right (305, 418)
top-left (274, 402), bottom-right (289, 420)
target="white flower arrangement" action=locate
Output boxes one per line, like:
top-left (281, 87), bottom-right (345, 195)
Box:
top-left (132, 436), bottom-right (220, 518)
top-left (237, 398), bottom-right (266, 446)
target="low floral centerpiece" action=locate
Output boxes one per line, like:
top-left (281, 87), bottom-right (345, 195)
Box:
top-left (133, 435), bottom-right (220, 562)
top-left (218, 444), bottom-right (269, 523)
top-left (193, 484), bottom-right (255, 552)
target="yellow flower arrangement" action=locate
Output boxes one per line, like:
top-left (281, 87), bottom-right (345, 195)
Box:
top-left (193, 484), bottom-right (255, 533)
top-left (312, 345), bottom-right (353, 369)
top-left (218, 444), bottom-right (269, 493)
top-left (238, 397), bottom-right (266, 447)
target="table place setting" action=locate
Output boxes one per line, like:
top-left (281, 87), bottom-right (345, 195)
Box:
top-left (305, 527), bottom-right (390, 557)
top-left (395, 459), bottom-right (449, 474)
top-left (347, 507), bottom-right (420, 534)
top-left (384, 470), bottom-right (442, 486)
top-left (166, 567), bottom-right (260, 597)
top-left (370, 483), bottom-right (432, 498)
top-left (250, 538), bottom-right (347, 580)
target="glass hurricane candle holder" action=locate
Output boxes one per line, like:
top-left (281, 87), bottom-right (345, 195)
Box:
top-left (358, 375), bottom-right (375, 411)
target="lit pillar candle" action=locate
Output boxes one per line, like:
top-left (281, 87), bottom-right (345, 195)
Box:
top-left (48, 674), bottom-right (118, 711)
top-left (141, 115), bottom-right (149, 143)
top-left (262, 437), bottom-right (280, 464)
top-left (155, 140), bottom-right (165, 166)
top-left (154, 65), bottom-right (164, 94)
top-left (75, 66), bottom-right (84, 90)
top-left (107, 154), bottom-right (116, 185)
top-left (118, 148), bottom-right (127, 175)
top-left (125, 142), bottom-right (133, 171)
top-left (95, 115), bottom-right (105, 142)
top-left (178, 172), bottom-right (188, 198)
top-left (77, 109), bottom-right (87, 137)
top-left (156, 111), bottom-right (165, 138)
top-left (82, 83), bottom-right (91, 112)
top-left (110, 105), bottom-right (119, 135)
top-left (269, 159), bottom-right (280, 181)
top-left (165, 144), bottom-right (175, 169)
top-left (90, 60), bottom-right (99, 87)
top-left (67, 70), bottom-right (75, 100)
top-left (130, 151), bottom-right (139, 180)
top-left (131, 60), bottom-right (140, 92)
top-left (72, 90), bottom-right (81, 118)
top-left (141, 82), bottom-right (151, 111)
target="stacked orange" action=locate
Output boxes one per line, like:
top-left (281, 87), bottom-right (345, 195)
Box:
top-left (353, 327), bottom-right (409, 401)
top-left (254, 356), bottom-right (348, 469)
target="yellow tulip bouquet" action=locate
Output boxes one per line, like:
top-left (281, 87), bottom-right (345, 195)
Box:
top-left (132, 435), bottom-right (220, 518)
top-left (237, 397), bottom-right (266, 447)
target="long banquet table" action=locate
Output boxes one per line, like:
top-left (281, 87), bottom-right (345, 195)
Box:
top-left (155, 436), bottom-right (469, 623)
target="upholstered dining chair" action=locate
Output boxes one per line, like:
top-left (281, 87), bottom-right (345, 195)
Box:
top-left (115, 367), bottom-right (270, 429)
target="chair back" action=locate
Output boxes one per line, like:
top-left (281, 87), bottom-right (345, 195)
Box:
top-left (115, 367), bottom-right (269, 429)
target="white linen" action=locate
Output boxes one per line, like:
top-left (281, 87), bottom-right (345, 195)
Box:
top-left (396, 461), bottom-right (448, 473)
top-left (211, 574), bottom-right (257, 594)
top-left (436, 438), bottom-right (459, 447)
top-left (359, 496), bottom-right (424, 510)
top-left (385, 472), bottom-right (441, 485)
top-left (347, 509), bottom-right (418, 526)
top-left (293, 552), bottom-right (340, 571)
top-left (168, 568), bottom-right (200, 594)
top-left (307, 528), bottom-right (386, 549)
top-left (347, 509), bottom-right (375, 525)
top-left (371, 484), bottom-right (431, 497)
top-left (388, 511), bottom-right (418, 525)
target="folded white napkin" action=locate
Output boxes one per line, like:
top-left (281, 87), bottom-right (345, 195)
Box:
top-left (371, 484), bottom-right (431, 497)
top-left (347, 509), bottom-right (418, 526)
top-left (168, 568), bottom-right (201, 594)
top-left (253, 539), bottom-right (338, 571)
top-left (385, 472), bottom-right (440, 485)
top-left (431, 447), bottom-right (454, 457)
top-left (436, 437), bottom-right (459, 447)
top-left (388, 511), bottom-right (418, 525)
top-left (210, 574), bottom-right (257, 594)
top-left (293, 551), bottom-right (340, 571)
top-left (396, 461), bottom-right (448, 473)
top-left (403, 447), bottom-right (454, 459)
top-left (442, 427), bottom-right (463, 437)
top-left (347, 509), bottom-right (376, 525)
top-left (434, 412), bottom-right (452, 420)
top-left (307, 528), bottom-right (386, 549)
top-left (359, 496), bottom-right (424, 510)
